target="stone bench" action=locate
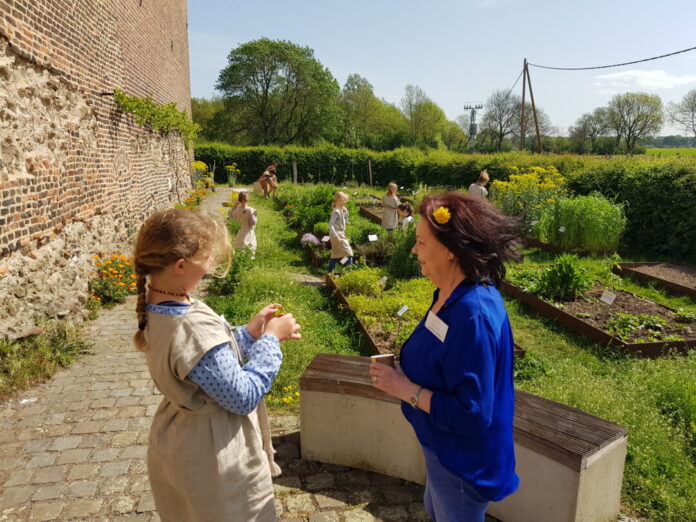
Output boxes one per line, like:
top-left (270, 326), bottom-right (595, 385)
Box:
top-left (300, 353), bottom-right (628, 522)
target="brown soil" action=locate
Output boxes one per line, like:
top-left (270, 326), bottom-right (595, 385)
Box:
top-left (366, 325), bottom-right (401, 355)
top-left (562, 284), bottom-right (695, 343)
top-left (631, 263), bottom-right (696, 290)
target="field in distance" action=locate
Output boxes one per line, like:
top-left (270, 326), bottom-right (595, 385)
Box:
top-left (645, 147), bottom-right (696, 156)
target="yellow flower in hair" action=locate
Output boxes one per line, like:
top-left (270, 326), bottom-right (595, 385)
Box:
top-left (433, 206), bottom-right (452, 225)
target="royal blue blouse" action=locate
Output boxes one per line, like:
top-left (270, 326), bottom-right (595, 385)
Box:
top-left (400, 281), bottom-right (519, 502)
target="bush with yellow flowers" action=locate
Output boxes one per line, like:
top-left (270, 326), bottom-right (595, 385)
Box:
top-left (224, 163), bottom-right (241, 186)
top-left (89, 253), bottom-right (137, 304)
top-left (489, 165), bottom-right (567, 233)
top-left (267, 384), bottom-right (300, 408)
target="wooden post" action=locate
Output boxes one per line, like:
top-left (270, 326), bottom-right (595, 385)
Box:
top-left (526, 65), bottom-right (544, 153)
top-left (520, 59), bottom-right (527, 151)
top-left (292, 161), bottom-right (298, 183)
top-left (368, 159), bottom-right (373, 186)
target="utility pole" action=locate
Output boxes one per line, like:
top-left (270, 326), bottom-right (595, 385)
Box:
top-left (520, 59), bottom-right (543, 153)
top-left (520, 59), bottom-right (527, 150)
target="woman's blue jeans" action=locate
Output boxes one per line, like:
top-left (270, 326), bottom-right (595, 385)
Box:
top-left (328, 256), bottom-right (353, 273)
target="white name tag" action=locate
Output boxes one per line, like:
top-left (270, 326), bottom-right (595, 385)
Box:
top-left (340, 257), bottom-right (349, 265)
top-left (396, 305), bottom-right (409, 317)
top-left (368, 234), bottom-right (378, 242)
top-left (379, 276), bottom-right (388, 286)
top-left (425, 311), bottom-right (449, 342)
top-left (600, 290), bottom-right (617, 305)
top-left (322, 236), bottom-right (330, 242)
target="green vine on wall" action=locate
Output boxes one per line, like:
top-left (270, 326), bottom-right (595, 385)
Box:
top-left (113, 88), bottom-right (200, 143)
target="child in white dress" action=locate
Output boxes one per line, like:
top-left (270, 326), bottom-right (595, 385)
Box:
top-left (229, 191), bottom-right (258, 255)
top-left (398, 202), bottom-right (414, 229)
top-left (381, 182), bottom-right (401, 232)
top-left (328, 191), bottom-right (354, 272)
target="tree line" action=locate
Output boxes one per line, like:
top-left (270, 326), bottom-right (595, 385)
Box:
top-left (192, 38), bottom-right (696, 154)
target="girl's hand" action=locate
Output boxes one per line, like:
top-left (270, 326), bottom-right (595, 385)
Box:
top-left (265, 313), bottom-right (302, 342)
top-left (369, 360), bottom-right (411, 401)
top-left (247, 303), bottom-right (283, 338)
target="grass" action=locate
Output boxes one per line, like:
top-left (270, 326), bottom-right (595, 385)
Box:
top-left (0, 322), bottom-right (91, 400)
top-left (205, 193), bottom-right (368, 412)
top-left (645, 148), bottom-right (696, 157)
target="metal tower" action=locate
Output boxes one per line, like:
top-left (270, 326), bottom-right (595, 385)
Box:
top-left (463, 103), bottom-right (484, 138)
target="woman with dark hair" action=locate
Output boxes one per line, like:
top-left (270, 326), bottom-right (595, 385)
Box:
top-left (370, 192), bottom-right (521, 521)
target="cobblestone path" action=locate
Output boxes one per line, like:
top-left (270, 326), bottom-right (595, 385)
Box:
top-left (0, 189), bottom-right (443, 521)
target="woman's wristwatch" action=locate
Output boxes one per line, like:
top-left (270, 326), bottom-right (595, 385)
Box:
top-left (409, 386), bottom-right (423, 409)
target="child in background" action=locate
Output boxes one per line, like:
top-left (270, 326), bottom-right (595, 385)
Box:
top-left (468, 170), bottom-right (490, 198)
top-left (328, 191), bottom-right (354, 272)
top-left (381, 182), bottom-right (401, 232)
top-left (397, 202), bottom-right (414, 229)
top-left (133, 208), bottom-right (301, 521)
top-left (229, 191), bottom-right (258, 255)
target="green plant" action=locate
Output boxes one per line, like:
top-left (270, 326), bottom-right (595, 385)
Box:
top-left (606, 313), bottom-right (642, 341)
top-left (335, 267), bottom-right (386, 297)
top-left (534, 193), bottom-right (627, 252)
top-left (207, 247), bottom-right (254, 296)
top-left (386, 226), bottom-right (421, 280)
top-left (533, 254), bottom-right (593, 301)
top-left (89, 253), bottom-right (137, 303)
top-left (224, 163), bottom-right (241, 186)
top-left (114, 88), bottom-right (199, 143)
top-left (673, 309), bottom-right (696, 323)
top-left (313, 222), bottom-right (330, 238)
top-left (514, 356), bottom-right (554, 381)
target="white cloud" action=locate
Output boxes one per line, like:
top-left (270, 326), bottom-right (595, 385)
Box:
top-left (594, 70), bottom-right (696, 95)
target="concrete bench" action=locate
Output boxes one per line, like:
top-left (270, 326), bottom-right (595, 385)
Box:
top-left (300, 353), bottom-right (628, 522)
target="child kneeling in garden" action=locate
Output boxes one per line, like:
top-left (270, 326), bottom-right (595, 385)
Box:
top-left (397, 202), bottom-right (414, 229)
top-left (328, 191), bottom-right (354, 272)
top-left (133, 208), bottom-right (301, 521)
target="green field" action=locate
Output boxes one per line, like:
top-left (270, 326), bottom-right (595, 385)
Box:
top-left (645, 147), bottom-right (696, 156)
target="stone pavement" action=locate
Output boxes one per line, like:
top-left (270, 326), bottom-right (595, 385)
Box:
top-left (0, 189), bottom-right (456, 521)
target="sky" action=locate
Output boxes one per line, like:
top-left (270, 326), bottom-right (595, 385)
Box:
top-left (187, 0), bottom-right (696, 136)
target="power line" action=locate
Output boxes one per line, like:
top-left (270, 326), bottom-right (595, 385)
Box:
top-left (529, 44), bottom-right (696, 71)
top-left (504, 68), bottom-right (524, 98)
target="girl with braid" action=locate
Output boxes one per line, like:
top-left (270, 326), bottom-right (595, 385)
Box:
top-left (133, 208), bottom-right (301, 522)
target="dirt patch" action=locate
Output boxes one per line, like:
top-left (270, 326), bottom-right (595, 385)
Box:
top-left (562, 284), bottom-right (695, 343)
top-left (631, 263), bottom-right (696, 290)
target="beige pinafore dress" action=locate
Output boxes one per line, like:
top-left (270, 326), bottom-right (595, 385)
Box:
top-left (144, 300), bottom-right (279, 521)
top-left (329, 207), bottom-right (353, 259)
top-left (230, 205), bottom-right (258, 252)
top-left (381, 194), bottom-right (400, 230)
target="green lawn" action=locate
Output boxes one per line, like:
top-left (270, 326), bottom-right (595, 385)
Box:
top-left (645, 147), bottom-right (696, 157)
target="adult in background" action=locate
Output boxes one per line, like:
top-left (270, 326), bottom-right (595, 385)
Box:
top-left (468, 170), bottom-right (490, 198)
top-left (370, 192), bottom-right (521, 521)
top-left (258, 162), bottom-right (278, 199)
top-left (381, 182), bottom-right (401, 231)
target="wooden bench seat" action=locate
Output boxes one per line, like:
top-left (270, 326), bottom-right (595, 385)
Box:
top-left (300, 353), bottom-right (628, 522)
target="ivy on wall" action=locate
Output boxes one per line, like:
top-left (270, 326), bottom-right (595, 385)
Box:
top-left (114, 88), bottom-right (199, 143)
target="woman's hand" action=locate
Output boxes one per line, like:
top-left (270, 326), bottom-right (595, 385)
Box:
top-left (247, 303), bottom-right (283, 338)
top-left (264, 313), bottom-right (302, 342)
top-left (369, 361), bottom-right (413, 402)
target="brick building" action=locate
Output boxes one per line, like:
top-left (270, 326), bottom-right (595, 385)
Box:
top-left (0, 0), bottom-right (193, 336)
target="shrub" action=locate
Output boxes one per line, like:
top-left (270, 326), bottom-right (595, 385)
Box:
top-left (313, 222), bottom-right (330, 238)
top-left (335, 267), bottom-right (386, 297)
top-left (534, 193), bottom-right (627, 252)
top-left (489, 165), bottom-right (567, 233)
top-left (89, 253), bottom-right (137, 303)
top-left (207, 247), bottom-right (254, 296)
top-left (533, 254), bottom-right (593, 301)
top-left (300, 233), bottom-right (321, 249)
top-left (386, 226), bottom-right (421, 279)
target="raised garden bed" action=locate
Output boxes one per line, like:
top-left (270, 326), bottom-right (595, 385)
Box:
top-left (612, 262), bottom-right (696, 299)
top-left (522, 237), bottom-right (614, 257)
top-left (359, 205), bottom-right (382, 225)
top-left (500, 280), bottom-right (696, 357)
top-left (327, 274), bottom-right (526, 358)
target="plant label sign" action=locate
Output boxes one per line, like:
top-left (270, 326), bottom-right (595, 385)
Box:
top-left (559, 226), bottom-right (566, 233)
top-left (425, 311), bottom-right (448, 342)
top-left (368, 234), bottom-right (378, 242)
top-left (379, 276), bottom-right (388, 286)
top-left (340, 257), bottom-right (349, 265)
top-left (396, 305), bottom-right (409, 317)
top-left (600, 290), bottom-right (617, 305)
top-left (530, 220), bottom-right (538, 226)
top-left (321, 236), bottom-right (330, 242)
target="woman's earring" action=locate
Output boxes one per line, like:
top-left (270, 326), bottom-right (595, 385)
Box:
top-left (449, 259), bottom-right (454, 265)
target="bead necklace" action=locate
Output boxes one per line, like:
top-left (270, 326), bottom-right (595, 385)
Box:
top-left (148, 285), bottom-right (190, 300)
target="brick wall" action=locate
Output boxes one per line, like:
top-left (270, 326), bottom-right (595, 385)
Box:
top-left (0, 0), bottom-right (193, 336)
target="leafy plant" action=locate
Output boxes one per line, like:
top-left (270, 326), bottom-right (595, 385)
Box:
top-left (114, 88), bottom-right (199, 143)
top-left (206, 247), bottom-right (254, 296)
top-left (335, 267), bottom-right (386, 297)
top-left (89, 253), bottom-right (137, 303)
top-left (514, 355), bottom-right (554, 381)
top-left (606, 313), bottom-right (642, 341)
top-left (313, 222), bottom-right (330, 238)
top-left (300, 233), bottom-right (321, 249)
top-left (386, 226), bottom-right (421, 280)
top-left (533, 254), bottom-right (593, 301)
top-left (673, 309), bottom-right (696, 323)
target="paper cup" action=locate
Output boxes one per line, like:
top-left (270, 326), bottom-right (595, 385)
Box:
top-left (370, 354), bottom-right (395, 368)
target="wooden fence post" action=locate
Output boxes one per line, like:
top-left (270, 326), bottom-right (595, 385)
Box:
top-left (293, 161), bottom-right (298, 183)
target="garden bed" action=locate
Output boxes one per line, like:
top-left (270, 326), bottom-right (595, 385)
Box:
top-left (359, 205), bottom-right (382, 225)
top-left (500, 280), bottom-right (696, 357)
top-left (613, 262), bottom-right (696, 299)
top-left (522, 237), bottom-right (614, 257)
top-left (327, 274), bottom-right (526, 358)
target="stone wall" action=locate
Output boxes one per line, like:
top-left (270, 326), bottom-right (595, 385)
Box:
top-left (0, 0), bottom-right (192, 337)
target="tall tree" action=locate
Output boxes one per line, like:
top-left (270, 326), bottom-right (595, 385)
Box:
top-left (215, 38), bottom-right (341, 145)
top-left (400, 84), bottom-right (446, 147)
top-left (340, 74), bottom-right (384, 148)
top-left (667, 88), bottom-right (696, 137)
top-left (480, 90), bottom-right (520, 151)
top-left (607, 92), bottom-right (663, 153)
top-left (569, 108), bottom-right (609, 153)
